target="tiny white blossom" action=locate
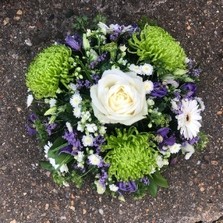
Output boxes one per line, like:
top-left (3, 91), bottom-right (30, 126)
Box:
top-left (66, 122), bottom-right (73, 133)
top-left (171, 98), bottom-right (179, 111)
top-left (77, 122), bottom-right (84, 132)
top-left (74, 151), bottom-right (85, 163)
top-left (195, 97), bottom-right (205, 111)
top-left (141, 63), bottom-right (153, 75)
top-left (70, 93), bottom-right (82, 108)
top-left (95, 180), bottom-right (106, 194)
top-left (147, 99), bottom-right (155, 106)
top-left (88, 154), bottom-right (102, 166)
top-left (144, 80), bottom-right (154, 94)
top-left (73, 106), bottom-right (82, 118)
top-left (82, 134), bottom-right (94, 147)
top-left (81, 111), bottom-right (91, 123)
top-left (86, 123), bottom-right (98, 133)
top-left (109, 184), bottom-right (119, 192)
top-left (129, 64), bottom-right (141, 74)
top-left (169, 143), bottom-right (181, 154)
top-left (181, 142), bottom-right (195, 160)
top-left (49, 98), bottom-right (57, 107)
top-left (27, 94), bottom-right (34, 107)
top-left (99, 126), bottom-right (107, 135)
top-left (156, 155), bottom-right (169, 169)
top-left (69, 83), bottom-right (77, 92)
top-left (59, 164), bottom-right (69, 173)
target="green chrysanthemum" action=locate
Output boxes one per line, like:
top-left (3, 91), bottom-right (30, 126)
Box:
top-left (26, 45), bottom-right (74, 99)
top-left (102, 127), bottom-right (158, 182)
top-left (129, 24), bottom-right (187, 72)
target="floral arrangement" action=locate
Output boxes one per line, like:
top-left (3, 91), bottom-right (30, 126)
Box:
top-left (26, 16), bottom-right (208, 199)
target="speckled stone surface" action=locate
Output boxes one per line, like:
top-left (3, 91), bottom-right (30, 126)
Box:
top-left (0, 0), bottom-right (222, 222)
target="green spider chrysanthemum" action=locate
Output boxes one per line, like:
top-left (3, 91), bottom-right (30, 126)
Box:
top-left (26, 45), bottom-right (74, 99)
top-left (129, 24), bottom-right (187, 72)
top-left (102, 127), bottom-right (158, 182)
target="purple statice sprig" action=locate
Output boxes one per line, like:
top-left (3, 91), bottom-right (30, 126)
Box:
top-left (65, 34), bottom-right (82, 51)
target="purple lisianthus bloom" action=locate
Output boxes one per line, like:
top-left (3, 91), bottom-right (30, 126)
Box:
top-left (65, 34), bottom-right (82, 51)
top-left (118, 181), bottom-right (137, 193)
top-left (150, 82), bottom-right (168, 98)
top-left (157, 127), bottom-right (176, 148)
top-left (181, 82), bottom-right (197, 99)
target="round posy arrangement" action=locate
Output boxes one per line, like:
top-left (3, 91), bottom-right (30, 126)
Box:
top-left (26, 16), bottom-right (207, 199)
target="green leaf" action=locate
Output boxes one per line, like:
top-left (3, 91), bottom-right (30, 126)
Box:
top-left (148, 178), bottom-right (158, 197)
top-left (152, 172), bottom-right (168, 188)
top-left (54, 153), bottom-right (73, 166)
top-left (40, 161), bottom-right (54, 171)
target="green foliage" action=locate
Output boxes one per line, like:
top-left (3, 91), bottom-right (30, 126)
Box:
top-left (129, 24), bottom-right (187, 73)
top-left (73, 14), bottom-right (106, 31)
top-left (102, 127), bottom-right (159, 182)
top-left (34, 119), bottom-right (48, 145)
top-left (70, 171), bottom-right (83, 188)
top-left (196, 132), bottom-right (209, 151)
top-left (26, 45), bottom-right (74, 99)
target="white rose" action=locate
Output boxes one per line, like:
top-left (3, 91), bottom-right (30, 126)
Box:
top-left (90, 69), bottom-right (148, 125)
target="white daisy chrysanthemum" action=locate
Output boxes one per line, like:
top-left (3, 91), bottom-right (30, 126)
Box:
top-left (88, 154), bottom-right (102, 166)
top-left (70, 93), bottom-right (82, 108)
top-left (82, 134), bottom-right (94, 147)
top-left (140, 63), bottom-right (153, 75)
top-left (144, 80), bottom-right (154, 94)
top-left (176, 99), bottom-right (202, 140)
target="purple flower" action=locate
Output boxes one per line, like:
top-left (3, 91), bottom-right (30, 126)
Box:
top-left (59, 145), bottom-right (78, 156)
top-left (93, 135), bottom-right (105, 153)
top-left (181, 83), bottom-right (197, 99)
top-left (26, 113), bottom-right (38, 136)
top-left (157, 127), bottom-right (176, 148)
top-left (65, 34), bottom-right (82, 51)
top-left (89, 53), bottom-right (107, 69)
top-left (140, 177), bottom-right (150, 185)
top-left (99, 169), bottom-right (108, 186)
top-left (26, 124), bottom-right (37, 136)
top-left (150, 82), bottom-right (168, 98)
top-left (63, 131), bottom-right (82, 150)
top-left (45, 122), bottom-right (57, 136)
top-left (118, 181), bottom-right (137, 192)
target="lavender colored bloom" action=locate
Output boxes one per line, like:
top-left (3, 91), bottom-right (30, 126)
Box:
top-left (93, 135), bottom-right (105, 153)
top-left (140, 177), bottom-right (150, 185)
top-left (89, 53), bottom-right (107, 69)
top-left (45, 122), bottom-right (57, 136)
top-left (59, 145), bottom-right (78, 156)
top-left (181, 82), bottom-right (197, 99)
top-left (118, 181), bottom-right (137, 192)
top-left (150, 82), bottom-right (168, 98)
top-left (26, 124), bottom-right (37, 136)
top-left (157, 127), bottom-right (176, 148)
top-left (26, 113), bottom-right (38, 136)
top-left (65, 34), bottom-right (82, 51)
top-left (99, 169), bottom-right (108, 186)
top-left (63, 130), bottom-right (82, 150)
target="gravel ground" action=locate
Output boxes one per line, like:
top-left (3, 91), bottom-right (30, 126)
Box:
top-left (0, 0), bottom-right (223, 222)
